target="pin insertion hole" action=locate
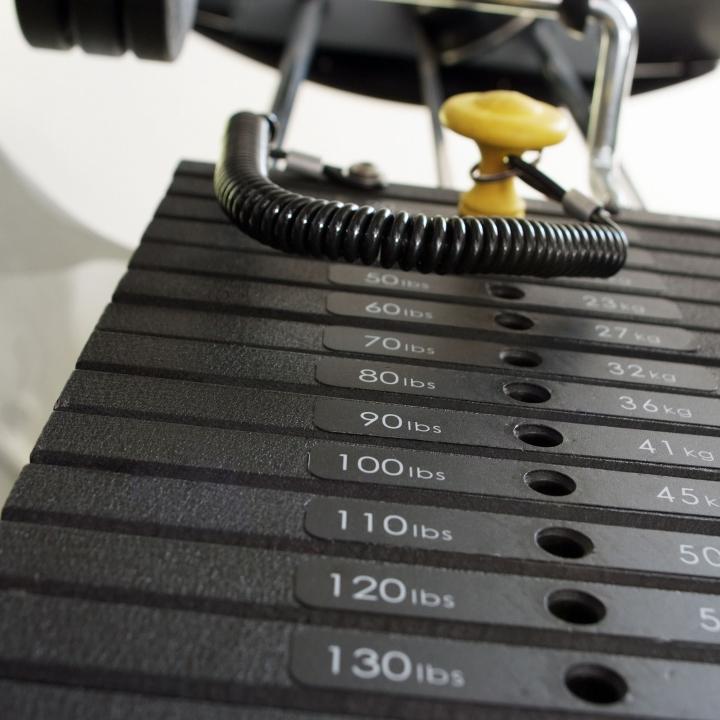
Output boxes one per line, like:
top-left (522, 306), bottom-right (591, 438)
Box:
top-left (489, 283), bottom-right (525, 300)
top-left (524, 470), bottom-right (576, 497)
top-left (495, 312), bottom-right (534, 331)
top-left (565, 664), bottom-right (628, 705)
top-left (503, 382), bottom-right (551, 404)
top-left (547, 589), bottom-right (606, 625)
top-left (536, 527), bottom-right (593, 560)
top-left (514, 423), bottom-right (563, 448)
top-left (499, 348), bottom-right (542, 367)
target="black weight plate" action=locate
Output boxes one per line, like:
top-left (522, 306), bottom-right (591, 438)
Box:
top-left (123, 0), bottom-right (197, 61)
top-left (69, 0), bottom-right (125, 56)
top-left (15, 0), bottom-right (74, 50)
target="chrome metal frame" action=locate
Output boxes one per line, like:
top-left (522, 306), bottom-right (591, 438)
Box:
top-left (586, 0), bottom-right (638, 209)
top-left (374, 0), bottom-right (565, 20)
top-left (270, 0), bottom-right (639, 206)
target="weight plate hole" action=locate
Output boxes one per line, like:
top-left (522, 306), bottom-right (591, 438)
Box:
top-left (536, 527), bottom-right (594, 559)
top-left (547, 589), bottom-right (606, 625)
top-left (524, 470), bottom-right (576, 497)
top-left (499, 348), bottom-right (542, 368)
top-left (504, 382), bottom-right (551, 404)
top-left (514, 423), bottom-right (563, 448)
top-left (565, 664), bottom-right (628, 705)
top-left (495, 312), bottom-right (534, 331)
top-left (489, 283), bottom-right (525, 300)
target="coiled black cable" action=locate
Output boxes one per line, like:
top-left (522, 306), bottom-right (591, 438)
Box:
top-left (215, 112), bottom-right (627, 277)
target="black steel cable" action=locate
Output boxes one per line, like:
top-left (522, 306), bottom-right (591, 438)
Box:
top-left (215, 112), bottom-right (628, 277)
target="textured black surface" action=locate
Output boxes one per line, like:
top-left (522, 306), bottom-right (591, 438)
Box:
top-left (148, 204), bottom-right (712, 282)
top-left (113, 269), bottom-right (720, 357)
top-left (143, 212), bottom-right (720, 307)
top-left (0, 681), bottom-right (366, 720)
top-left (18, 413), bottom-right (720, 531)
top-left (127, 242), bottom-right (720, 330)
top-left (4, 165), bottom-right (720, 718)
top-left (96, 304), bottom-right (717, 393)
top-left (3, 519), bottom-right (720, 655)
top-left (172, 160), bottom-right (720, 237)
top-left (76, 330), bottom-right (720, 434)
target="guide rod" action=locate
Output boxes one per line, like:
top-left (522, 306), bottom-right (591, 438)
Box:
top-left (413, 15), bottom-right (453, 187)
top-left (270, 0), bottom-right (327, 149)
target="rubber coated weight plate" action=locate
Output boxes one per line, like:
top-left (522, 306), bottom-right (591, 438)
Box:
top-left (123, 0), bottom-right (197, 61)
top-left (69, 0), bottom-right (125, 56)
top-left (15, 0), bottom-right (73, 50)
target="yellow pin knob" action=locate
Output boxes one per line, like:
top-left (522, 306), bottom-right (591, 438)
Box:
top-left (440, 90), bottom-right (569, 218)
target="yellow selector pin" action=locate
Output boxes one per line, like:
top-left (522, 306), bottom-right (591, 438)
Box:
top-left (440, 90), bottom-right (569, 218)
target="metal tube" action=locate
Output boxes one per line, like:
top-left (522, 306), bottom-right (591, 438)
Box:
top-left (371, 0), bottom-right (563, 20)
top-left (532, 15), bottom-right (643, 209)
top-left (270, 0), bottom-right (326, 149)
top-left (413, 15), bottom-right (453, 187)
top-left (586, 0), bottom-right (638, 210)
top-left (442, 14), bottom-right (535, 66)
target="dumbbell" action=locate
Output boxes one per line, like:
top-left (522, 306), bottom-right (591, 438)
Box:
top-left (15, 0), bottom-right (198, 61)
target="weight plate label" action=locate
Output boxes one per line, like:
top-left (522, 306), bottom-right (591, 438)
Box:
top-left (326, 292), bottom-right (698, 351)
top-left (304, 496), bottom-right (720, 578)
top-left (328, 266), bottom-right (681, 320)
top-left (315, 357), bottom-right (720, 429)
top-left (309, 443), bottom-right (720, 518)
top-left (295, 558), bottom-right (720, 644)
top-left (290, 627), bottom-right (720, 717)
top-left (322, 327), bottom-right (717, 391)
top-left (314, 397), bottom-right (720, 469)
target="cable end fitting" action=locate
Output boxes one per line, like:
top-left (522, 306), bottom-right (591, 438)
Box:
top-left (562, 188), bottom-right (608, 223)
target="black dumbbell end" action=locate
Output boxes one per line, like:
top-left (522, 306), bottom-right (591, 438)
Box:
top-left (15, 0), bottom-right (74, 50)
